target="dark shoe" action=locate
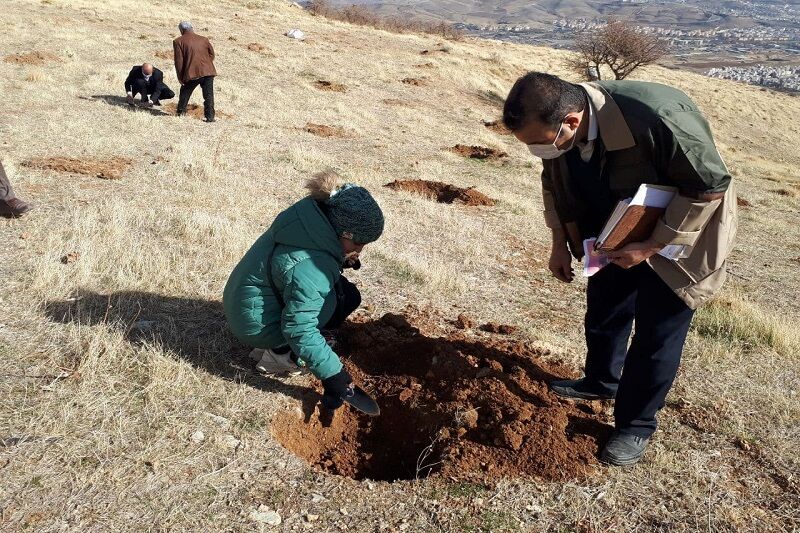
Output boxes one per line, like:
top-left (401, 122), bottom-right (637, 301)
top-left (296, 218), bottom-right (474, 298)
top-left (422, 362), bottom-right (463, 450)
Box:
top-left (139, 100), bottom-right (153, 108)
top-left (204, 117), bottom-right (215, 123)
top-left (151, 100), bottom-right (161, 106)
top-left (550, 378), bottom-right (615, 400)
top-left (0, 198), bottom-right (33, 218)
top-left (600, 431), bottom-right (650, 466)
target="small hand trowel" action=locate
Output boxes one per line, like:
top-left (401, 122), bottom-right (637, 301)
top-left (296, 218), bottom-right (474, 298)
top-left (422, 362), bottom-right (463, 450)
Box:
top-left (343, 385), bottom-right (381, 416)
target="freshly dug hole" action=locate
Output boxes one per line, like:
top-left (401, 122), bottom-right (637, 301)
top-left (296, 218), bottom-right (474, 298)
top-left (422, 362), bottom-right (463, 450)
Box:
top-left (22, 156), bottom-right (132, 180)
top-left (273, 311), bottom-right (611, 482)
top-left (384, 179), bottom-right (496, 206)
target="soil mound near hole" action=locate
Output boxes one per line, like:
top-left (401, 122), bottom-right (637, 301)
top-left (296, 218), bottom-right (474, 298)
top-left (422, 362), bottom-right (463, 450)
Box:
top-left (4, 51), bottom-right (59, 65)
top-left (22, 157), bottom-right (132, 180)
top-left (273, 311), bottom-right (610, 482)
top-left (153, 49), bottom-right (173, 60)
top-left (304, 123), bottom-right (351, 138)
top-left (449, 144), bottom-right (508, 161)
top-left (314, 80), bottom-right (347, 93)
top-left (384, 179), bottom-right (496, 206)
top-left (163, 103), bottom-right (233, 120)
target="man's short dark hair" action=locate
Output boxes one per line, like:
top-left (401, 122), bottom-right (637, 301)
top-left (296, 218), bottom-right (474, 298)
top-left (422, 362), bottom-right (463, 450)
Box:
top-left (503, 72), bottom-right (586, 131)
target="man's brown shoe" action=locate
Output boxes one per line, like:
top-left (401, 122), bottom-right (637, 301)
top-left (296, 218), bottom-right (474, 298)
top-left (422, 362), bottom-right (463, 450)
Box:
top-left (0, 198), bottom-right (33, 218)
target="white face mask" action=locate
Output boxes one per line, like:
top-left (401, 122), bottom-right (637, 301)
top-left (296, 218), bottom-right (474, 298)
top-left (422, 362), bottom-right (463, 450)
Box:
top-left (527, 121), bottom-right (576, 160)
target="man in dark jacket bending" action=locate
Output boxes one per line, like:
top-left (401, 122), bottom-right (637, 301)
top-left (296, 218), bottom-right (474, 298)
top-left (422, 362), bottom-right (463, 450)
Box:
top-left (124, 63), bottom-right (174, 107)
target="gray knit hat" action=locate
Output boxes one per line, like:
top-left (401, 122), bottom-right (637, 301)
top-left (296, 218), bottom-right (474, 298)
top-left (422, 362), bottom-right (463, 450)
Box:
top-left (324, 183), bottom-right (385, 244)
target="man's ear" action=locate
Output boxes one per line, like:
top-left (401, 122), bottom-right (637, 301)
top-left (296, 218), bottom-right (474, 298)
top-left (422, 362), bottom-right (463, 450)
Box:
top-left (565, 113), bottom-right (581, 131)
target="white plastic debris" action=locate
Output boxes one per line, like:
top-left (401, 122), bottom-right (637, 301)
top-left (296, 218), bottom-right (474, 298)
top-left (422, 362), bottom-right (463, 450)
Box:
top-left (285, 29), bottom-right (305, 40)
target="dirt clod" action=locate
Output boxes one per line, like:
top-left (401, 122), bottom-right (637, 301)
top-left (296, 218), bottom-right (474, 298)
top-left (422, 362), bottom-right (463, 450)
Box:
top-left (273, 311), bottom-right (611, 482)
top-left (481, 322), bottom-right (517, 335)
top-left (4, 51), bottom-right (59, 65)
top-left (384, 179), bottom-right (496, 206)
top-left (304, 123), bottom-right (351, 138)
top-left (314, 80), bottom-right (347, 93)
top-left (773, 188), bottom-right (796, 197)
top-left (449, 144), bottom-right (508, 161)
top-left (22, 157), bottom-right (132, 181)
top-left (401, 77), bottom-right (426, 86)
top-left (455, 313), bottom-right (476, 329)
top-left (61, 252), bottom-right (79, 265)
top-left (737, 196), bottom-right (752, 207)
top-left (247, 42), bottom-right (265, 51)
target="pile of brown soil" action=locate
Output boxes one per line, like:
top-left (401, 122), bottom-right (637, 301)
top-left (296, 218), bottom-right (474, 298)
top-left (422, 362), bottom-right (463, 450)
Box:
top-left (449, 144), bottom-right (508, 161)
top-left (314, 80), bottom-right (347, 93)
top-left (304, 123), bottom-right (351, 138)
top-left (401, 77), bottom-right (426, 86)
top-left (483, 120), bottom-right (511, 135)
top-left (273, 311), bottom-right (610, 482)
top-left (153, 50), bottom-right (173, 60)
top-left (22, 156), bottom-right (132, 180)
top-left (384, 179), bottom-right (496, 206)
top-left (163, 103), bottom-right (233, 120)
top-left (4, 51), bottom-right (59, 65)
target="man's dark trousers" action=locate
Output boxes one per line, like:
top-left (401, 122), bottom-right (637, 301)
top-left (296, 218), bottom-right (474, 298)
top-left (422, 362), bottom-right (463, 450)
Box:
top-left (130, 79), bottom-right (174, 104)
top-left (177, 76), bottom-right (214, 121)
top-left (584, 262), bottom-right (695, 438)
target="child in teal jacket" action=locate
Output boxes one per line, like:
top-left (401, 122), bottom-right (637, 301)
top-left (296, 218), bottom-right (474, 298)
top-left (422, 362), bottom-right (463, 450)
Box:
top-left (223, 171), bottom-right (384, 409)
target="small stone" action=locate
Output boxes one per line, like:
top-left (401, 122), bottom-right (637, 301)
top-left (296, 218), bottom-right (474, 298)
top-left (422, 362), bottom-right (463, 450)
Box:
top-left (61, 252), bottom-right (80, 264)
top-left (249, 508), bottom-right (281, 525)
top-left (305, 514), bottom-right (319, 522)
top-left (221, 435), bottom-right (241, 449)
top-left (190, 430), bottom-right (205, 443)
top-left (339, 507), bottom-right (349, 515)
top-left (311, 493), bottom-right (326, 504)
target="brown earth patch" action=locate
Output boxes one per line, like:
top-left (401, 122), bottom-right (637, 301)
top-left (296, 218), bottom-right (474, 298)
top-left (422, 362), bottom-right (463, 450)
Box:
top-left (449, 144), bottom-right (508, 161)
top-left (4, 51), bottom-right (59, 65)
top-left (153, 50), bottom-right (173, 60)
top-left (304, 123), bottom-right (352, 138)
top-left (773, 188), bottom-right (796, 197)
top-left (401, 77), bottom-right (426, 86)
top-left (737, 196), bottom-right (752, 207)
top-left (273, 311), bottom-right (610, 481)
top-left (414, 62), bottom-right (435, 69)
top-left (384, 179), bottom-right (496, 206)
top-left (481, 323), bottom-right (518, 335)
top-left (22, 156), bottom-right (132, 181)
top-left (314, 80), bottom-right (347, 93)
top-left (247, 42), bottom-right (265, 52)
top-left (163, 103), bottom-right (233, 120)
top-left (483, 120), bottom-right (511, 135)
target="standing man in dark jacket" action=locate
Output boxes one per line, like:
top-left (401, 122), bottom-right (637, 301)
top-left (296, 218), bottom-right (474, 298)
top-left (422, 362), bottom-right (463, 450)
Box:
top-left (0, 160), bottom-right (33, 218)
top-left (173, 21), bottom-right (217, 122)
top-left (124, 63), bottom-right (175, 107)
top-left (503, 73), bottom-right (736, 466)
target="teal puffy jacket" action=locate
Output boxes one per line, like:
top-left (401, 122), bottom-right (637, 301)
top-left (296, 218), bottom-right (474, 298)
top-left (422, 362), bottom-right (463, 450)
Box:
top-left (223, 197), bottom-right (345, 379)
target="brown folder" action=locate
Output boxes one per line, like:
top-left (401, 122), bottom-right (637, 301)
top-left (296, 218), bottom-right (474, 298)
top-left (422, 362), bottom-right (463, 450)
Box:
top-left (596, 205), bottom-right (665, 252)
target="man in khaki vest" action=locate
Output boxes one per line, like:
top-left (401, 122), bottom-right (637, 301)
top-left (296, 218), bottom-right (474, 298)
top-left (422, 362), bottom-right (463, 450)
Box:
top-left (173, 21), bottom-right (217, 122)
top-left (503, 72), bottom-right (736, 466)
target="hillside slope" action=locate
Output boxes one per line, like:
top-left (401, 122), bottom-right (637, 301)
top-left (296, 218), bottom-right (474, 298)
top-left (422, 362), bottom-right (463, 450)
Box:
top-left (0, 0), bottom-right (798, 530)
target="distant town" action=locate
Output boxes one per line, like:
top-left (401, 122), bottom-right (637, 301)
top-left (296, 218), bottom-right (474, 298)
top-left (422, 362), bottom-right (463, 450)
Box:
top-left (454, 1), bottom-right (800, 94)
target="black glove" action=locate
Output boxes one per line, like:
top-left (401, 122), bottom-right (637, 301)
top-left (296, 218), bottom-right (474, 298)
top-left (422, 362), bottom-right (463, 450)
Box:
top-left (321, 369), bottom-right (354, 410)
top-left (343, 257), bottom-right (361, 270)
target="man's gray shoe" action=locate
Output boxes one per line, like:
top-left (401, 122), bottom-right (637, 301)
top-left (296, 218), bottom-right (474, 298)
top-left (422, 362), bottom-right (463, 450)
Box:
top-left (550, 378), bottom-right (615, 400)
top-left (249, 347), bottom-right (306, 375)
top-left (600, 431), bottom-right (650, 466)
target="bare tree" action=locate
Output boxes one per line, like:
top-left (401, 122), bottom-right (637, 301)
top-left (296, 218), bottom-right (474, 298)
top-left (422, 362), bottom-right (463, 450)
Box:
top-left (567, 20), bottom-right (668, 81)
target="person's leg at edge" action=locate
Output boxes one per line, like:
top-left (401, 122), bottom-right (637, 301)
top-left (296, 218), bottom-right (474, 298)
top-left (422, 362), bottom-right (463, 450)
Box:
top-left (613, 263), bottom-right (695, 438)
top-left (200, 76), bottom-right (215, 122)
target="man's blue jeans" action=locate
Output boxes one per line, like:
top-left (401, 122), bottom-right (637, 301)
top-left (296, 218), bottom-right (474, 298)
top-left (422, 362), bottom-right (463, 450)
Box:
top-left (584, 262), bottom-right (695, 438)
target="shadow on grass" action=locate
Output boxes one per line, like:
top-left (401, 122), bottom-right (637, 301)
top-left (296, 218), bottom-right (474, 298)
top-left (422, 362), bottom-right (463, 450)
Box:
top-left (83, 95), bottom-right (172, 116)
top-left (44, 290), bottom-right (320, 421)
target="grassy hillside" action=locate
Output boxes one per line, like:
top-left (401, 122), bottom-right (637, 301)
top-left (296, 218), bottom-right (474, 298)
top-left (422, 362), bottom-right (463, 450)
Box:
top-left (0, 0), bottom-right (798, 530)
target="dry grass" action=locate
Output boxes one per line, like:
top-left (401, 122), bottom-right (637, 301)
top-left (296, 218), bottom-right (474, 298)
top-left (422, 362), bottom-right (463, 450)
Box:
top-left (0, 0), bottom-right (799, 530)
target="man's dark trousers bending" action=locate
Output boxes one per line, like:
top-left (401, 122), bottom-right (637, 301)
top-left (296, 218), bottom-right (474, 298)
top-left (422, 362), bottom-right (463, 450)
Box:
top-left (585, 262), bottom-right (695, 438)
